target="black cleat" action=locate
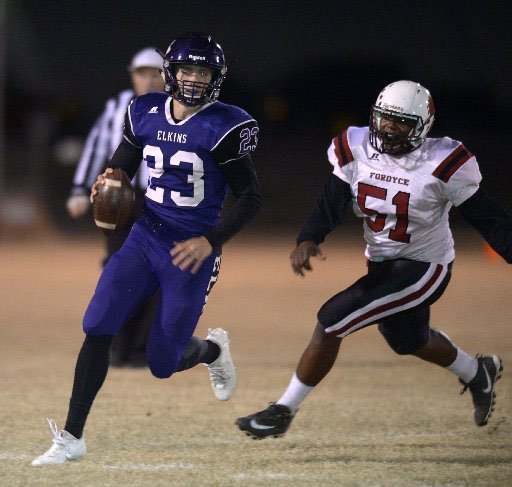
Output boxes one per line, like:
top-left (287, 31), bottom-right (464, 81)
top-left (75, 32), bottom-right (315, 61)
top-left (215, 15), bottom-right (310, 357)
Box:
top-left (460, 354), bottom-right (503, 426)
top-left (236, 403), bottom-right (295, 439)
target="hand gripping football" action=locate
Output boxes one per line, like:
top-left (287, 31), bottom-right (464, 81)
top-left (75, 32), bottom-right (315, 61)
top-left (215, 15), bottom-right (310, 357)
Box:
top-left (93, 168), bottom-right (135, 236)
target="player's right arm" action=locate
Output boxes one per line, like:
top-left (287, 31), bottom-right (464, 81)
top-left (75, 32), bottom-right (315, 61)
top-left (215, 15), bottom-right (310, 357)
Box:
top-left (290, 241), bottom-right (326, 277)
top-left (109, 106), bottom-right (144, 179)
top-left (90, 108), bottom-right (143, 202)
top-left (296, 174), bottom-right (352, 245)
top-left (291, 174), bottom-right (352, 276)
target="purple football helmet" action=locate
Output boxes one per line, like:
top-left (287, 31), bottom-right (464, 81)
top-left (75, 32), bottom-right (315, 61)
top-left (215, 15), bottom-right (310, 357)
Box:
top-left (161, 32), bottom-right (227, 107)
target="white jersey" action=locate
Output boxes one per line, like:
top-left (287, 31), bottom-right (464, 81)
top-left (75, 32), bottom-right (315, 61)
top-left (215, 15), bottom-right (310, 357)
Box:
top-left (327, 126), bottom-right (482, 264)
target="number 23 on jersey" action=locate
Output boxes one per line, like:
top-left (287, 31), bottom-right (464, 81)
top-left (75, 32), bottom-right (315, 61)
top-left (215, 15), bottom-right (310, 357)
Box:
top-left (144, 146), bottom-right (205, 207)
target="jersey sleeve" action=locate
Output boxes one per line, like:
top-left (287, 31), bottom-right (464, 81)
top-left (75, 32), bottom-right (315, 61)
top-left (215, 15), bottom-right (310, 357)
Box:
top-left (123, 99), bottom-right (142, 148)
top-left (327, 128), bottom-right (355, 184)
top-left (433, 144), bottom-right (482, 206)
top-left (211, 119), bottom-right (259, 165)
top-left (202, 114), bottom-right (260, 247)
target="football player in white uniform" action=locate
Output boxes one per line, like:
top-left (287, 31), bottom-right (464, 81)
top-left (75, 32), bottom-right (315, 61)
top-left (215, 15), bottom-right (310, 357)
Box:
top-left (237, 80), bottom-right (511, 439)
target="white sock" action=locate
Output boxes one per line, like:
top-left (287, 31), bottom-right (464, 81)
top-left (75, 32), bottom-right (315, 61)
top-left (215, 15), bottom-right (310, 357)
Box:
top-left (446, 348), bottom-right (478, 384)
top-left (276, 373), bottom-right (314, 413)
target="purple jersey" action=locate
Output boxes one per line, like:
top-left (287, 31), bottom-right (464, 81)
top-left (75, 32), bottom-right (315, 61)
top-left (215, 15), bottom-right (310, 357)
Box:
top-left (125, 93), bottom-right (258, 235)
top-left (84, 91), bottom-right (260, 379)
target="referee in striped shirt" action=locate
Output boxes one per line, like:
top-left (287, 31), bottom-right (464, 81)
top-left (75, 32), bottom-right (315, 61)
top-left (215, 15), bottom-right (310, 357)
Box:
top-left (66, 47), bottom-right (165, 366)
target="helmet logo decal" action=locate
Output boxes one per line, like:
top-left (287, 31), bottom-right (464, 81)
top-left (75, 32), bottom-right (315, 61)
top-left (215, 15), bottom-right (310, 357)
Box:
top-left (382, 103), bottom-right (403, 113)
top-left (189, 55), bottom-right (206, 61)
top-left (427, 96), bottom-right (435, 117)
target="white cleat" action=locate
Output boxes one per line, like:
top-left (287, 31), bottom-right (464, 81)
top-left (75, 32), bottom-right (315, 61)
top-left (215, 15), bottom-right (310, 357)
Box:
top-left (31, 418), bottom-right (86, 466)
top-left (205, 328), bottom-right (237, 401)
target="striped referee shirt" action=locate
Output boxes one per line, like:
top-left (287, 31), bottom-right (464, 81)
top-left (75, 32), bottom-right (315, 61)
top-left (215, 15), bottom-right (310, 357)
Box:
top-left (70, 89), bottom-right (149, 196)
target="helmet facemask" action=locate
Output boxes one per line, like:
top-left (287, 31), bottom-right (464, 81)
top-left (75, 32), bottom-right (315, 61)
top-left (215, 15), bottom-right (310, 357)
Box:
top-left (162, 61), bottom-right (226, 107)
top-left (370, 107), bottom-right (424, 155)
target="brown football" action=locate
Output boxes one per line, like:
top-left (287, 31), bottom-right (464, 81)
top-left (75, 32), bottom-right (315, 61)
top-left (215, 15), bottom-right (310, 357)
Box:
top-left (93, 168), bottom-right (135, 236)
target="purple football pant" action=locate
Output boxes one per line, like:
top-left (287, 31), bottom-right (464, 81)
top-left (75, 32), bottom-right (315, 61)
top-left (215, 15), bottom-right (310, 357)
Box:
top-left (83, 221), bottom-right (221, 378)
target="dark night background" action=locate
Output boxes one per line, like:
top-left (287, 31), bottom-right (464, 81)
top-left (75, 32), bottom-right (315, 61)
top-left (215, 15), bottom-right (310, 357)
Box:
top-left (1, 0), bottom-right (512, 236)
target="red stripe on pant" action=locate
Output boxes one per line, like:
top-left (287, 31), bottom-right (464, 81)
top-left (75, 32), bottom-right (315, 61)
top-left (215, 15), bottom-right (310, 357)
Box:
top-left (327, 264), bottom-right (444, 337)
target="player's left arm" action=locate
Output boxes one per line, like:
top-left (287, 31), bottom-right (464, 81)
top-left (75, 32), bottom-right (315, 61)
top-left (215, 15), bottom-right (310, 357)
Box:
top-left (443, 149), bottom-right (512, 264)
top-left (204, 120), bottom-right (262, 248)
top-left (457, 188), bottom-right (512, 263)
top-left (171, 153), bottom-right (261, 274)
top-left (171, 120), bottom-right (261, 275)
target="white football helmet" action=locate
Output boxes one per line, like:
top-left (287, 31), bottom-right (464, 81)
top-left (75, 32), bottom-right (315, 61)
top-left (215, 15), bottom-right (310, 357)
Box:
top-left (369, 80), bottom-right (435, 155)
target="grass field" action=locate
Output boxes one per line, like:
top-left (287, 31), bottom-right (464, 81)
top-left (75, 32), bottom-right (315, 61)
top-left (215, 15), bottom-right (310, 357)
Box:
top-left (1, 231), bottom-right (511, 486)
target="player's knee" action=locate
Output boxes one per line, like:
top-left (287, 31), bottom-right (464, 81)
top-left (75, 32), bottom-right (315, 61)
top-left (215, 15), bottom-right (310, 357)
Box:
top-left (83, 318), bottom-right (101, 335)
top-left (83, 318), bottom-right (114, 336)
top-left (83, 295), bottom-right (120, 335)
top-left (147, 358), bottom-right (178, 379)
top-left (148, 365), bottom-right (173, 379)
top-left (150, 370), bottom-right (173, 379)
top-left (84, 334), bottom-right (113, 351)
top-left (317, 303), bottom-right (336, 329)
top-left (387, 341), bottom-right (418, 355)
top-left (378, 323), bottom-right (429, 355)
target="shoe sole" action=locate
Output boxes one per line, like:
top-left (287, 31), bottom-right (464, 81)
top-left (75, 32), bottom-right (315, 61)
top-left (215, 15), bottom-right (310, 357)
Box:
top-left (235, 420), bottom-right (287, 440)
top-left (242, 431), bottom-right (286, 440)
top-left (238, 427), bottom-right (286, 440)
top-left (31, 456), bottom-right (85, 466)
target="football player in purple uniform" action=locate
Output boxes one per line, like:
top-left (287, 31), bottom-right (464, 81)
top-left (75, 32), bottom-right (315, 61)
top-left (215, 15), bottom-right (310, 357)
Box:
top-left (32, 32), bottom-right (261, 466)
top-left (236, 80), bottom-right (510, 439)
